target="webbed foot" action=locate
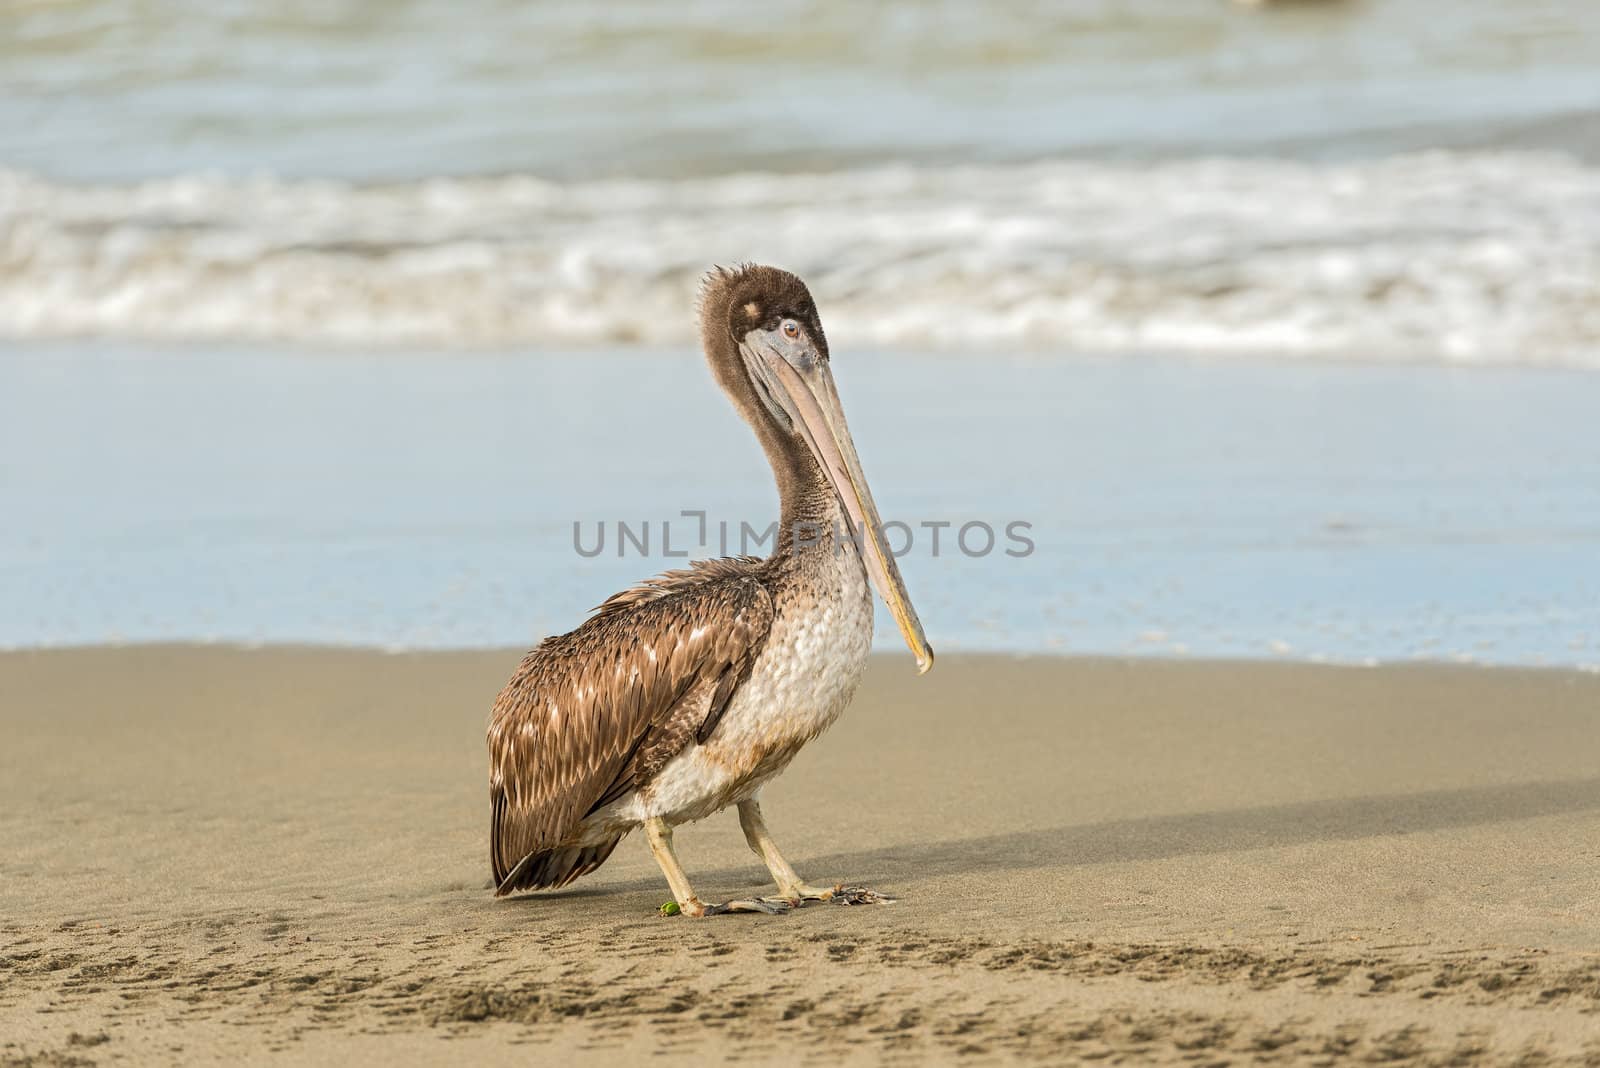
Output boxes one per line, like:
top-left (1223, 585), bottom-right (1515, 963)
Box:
top-left (781, 883), bottom-right (896, 906)
top-left (828, 884), bottom-right (896, 906)
top-left (670, 896), bottom-right (792, 917)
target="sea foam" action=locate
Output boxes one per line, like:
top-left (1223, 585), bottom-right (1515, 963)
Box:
top-left (3, 152), bottom-right (1596, 365)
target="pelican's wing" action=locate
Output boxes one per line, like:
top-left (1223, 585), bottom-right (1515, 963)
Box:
top-left (487, 559), bottom-right (772, 894)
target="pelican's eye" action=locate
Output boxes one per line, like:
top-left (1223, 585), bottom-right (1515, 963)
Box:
top-left (781, 318), bottom-right (801, 340)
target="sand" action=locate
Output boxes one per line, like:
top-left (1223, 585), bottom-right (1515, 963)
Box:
top-left (2, 646), bottom-right (1598, 1065)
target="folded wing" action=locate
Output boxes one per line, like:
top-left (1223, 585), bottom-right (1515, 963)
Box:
top-left (488, 559), bottom-right (773, 893)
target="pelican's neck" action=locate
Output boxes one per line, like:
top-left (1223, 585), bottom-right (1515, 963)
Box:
top-left (703, 324), bottom-right (839, 561)
top-left (759, 426), bottom-right (867, 613)
top-left (760, 415), bottom-right (843, 561)
top-left (773, 467), bottom-right (844, 560)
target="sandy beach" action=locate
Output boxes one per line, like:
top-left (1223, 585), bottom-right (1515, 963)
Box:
top-left (6, 2), bottom-right (1600, 1064)
top-left (2, 646), bottom-right (1597, 1064)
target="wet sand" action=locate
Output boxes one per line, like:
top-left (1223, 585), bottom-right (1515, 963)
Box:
top-left (2, 647), bottom-right (1598, 1064)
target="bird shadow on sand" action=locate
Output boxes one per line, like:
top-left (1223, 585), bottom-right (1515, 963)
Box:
top-left (531, 774), bottom-right (1600, 899)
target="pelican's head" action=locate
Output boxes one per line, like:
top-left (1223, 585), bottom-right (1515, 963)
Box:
top-left (699, 264), bottom-right (933, 674)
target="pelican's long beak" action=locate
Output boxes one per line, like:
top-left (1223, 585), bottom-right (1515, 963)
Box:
top-left (757, 348), bottom-right (934, 674)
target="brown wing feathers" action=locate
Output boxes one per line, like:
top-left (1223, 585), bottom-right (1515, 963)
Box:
top-left (487, 561), bottom-right (773, 894)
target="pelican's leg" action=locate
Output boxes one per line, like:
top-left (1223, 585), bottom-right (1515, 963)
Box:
top-left (737, 799), bottom-right (894, 906)
top-left (643, 816), bottom-right (787, 917)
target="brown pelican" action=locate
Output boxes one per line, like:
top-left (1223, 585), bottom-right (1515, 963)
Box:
top-left (488, 264), bottom-right (932, 916)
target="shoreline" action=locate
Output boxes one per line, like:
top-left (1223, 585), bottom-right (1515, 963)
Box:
top-left (1, 641), bottom-right (1597, 676)
top-left (4, 646), bottom-right (1598, 1062)
top-left (8, 346), bottom-right (1598, 668)
top-left (8, 334), bottom-right (1600, 374)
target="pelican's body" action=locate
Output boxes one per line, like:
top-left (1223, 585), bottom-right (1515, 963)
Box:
top-left (488, 265), bottom-right (931, 915)
top-left (612, 514), bottom-right (873, 829)
top-left (565, 503), bottom-right (871, 845)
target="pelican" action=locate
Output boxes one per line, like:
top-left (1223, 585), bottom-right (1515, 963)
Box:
top-left (488, 264), bottom-right (933, 916)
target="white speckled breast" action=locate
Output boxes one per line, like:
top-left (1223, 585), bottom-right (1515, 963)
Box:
top-left (621, 527), bottom-right (875, 828)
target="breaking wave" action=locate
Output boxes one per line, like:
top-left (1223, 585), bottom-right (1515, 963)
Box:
top-left (3, 152), bottom-right (1597, 364)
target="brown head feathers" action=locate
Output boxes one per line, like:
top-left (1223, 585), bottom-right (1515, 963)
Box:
top-left (698, 263), bottom-right (829, 360)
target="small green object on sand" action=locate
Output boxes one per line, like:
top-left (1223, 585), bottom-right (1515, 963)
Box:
top-left (659, 901), bottom-right (681, 917)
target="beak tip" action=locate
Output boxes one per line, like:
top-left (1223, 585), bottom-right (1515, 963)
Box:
top-left (915, 647), bottom-right (935, 675)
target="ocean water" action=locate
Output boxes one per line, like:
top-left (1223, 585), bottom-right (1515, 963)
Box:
top-left (6, 0), bottom-right (1600, 181)
top-left (2, 1), bottom-right (1598, 664)
top-left (3, 0), bottom-right (1600, 365)
top-left (5, 154), bottom-right (1599, 363)
top-left (3, 344), bottom-right (1597, 667)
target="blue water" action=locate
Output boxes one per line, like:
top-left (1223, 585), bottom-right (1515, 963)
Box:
top-left (6, 0), bottom-right (1599, 182)
top-left (3, 344), bottom-right (1596, 667)
top-left (5, 3), bottom-right (1600, 365)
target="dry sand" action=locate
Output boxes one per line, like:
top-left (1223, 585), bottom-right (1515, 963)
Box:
top-left (2, 647), bottom-right (1598, 1065)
